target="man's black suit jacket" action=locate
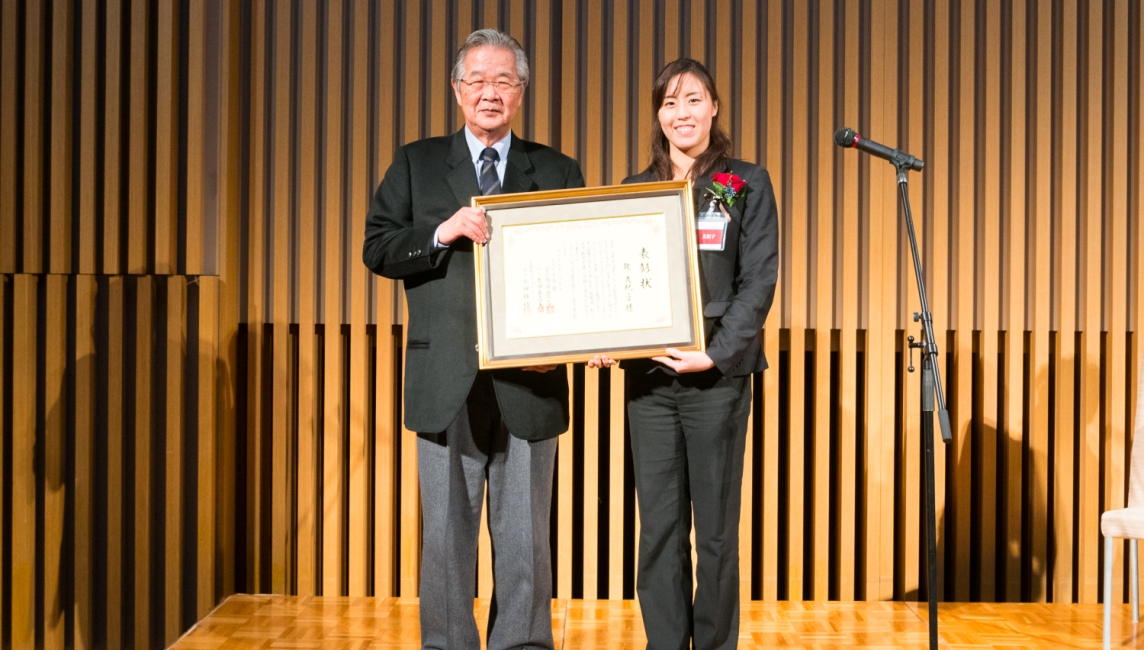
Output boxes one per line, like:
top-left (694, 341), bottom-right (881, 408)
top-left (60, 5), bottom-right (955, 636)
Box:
top-left (623, 159), bottom-right (779, 378)
top-left (363, 129), bottom-right (585, 440)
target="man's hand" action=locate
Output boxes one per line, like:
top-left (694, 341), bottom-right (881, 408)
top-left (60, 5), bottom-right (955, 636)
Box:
top-left (522, 365), bottom-right (558, 373)
top-left (652, 348), bottom-right (715, 373)
top-left (586, 355), bottom-right (617, 369)
top-left (438, 207), bottom-right (489, 245)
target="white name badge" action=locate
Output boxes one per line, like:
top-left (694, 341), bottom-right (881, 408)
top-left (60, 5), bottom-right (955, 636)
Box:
top-left (697, 203), bottom-right (727, 251)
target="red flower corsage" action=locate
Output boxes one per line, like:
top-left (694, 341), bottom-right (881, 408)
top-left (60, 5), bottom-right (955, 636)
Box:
top-left (708, 172), bottom-right (748, 207)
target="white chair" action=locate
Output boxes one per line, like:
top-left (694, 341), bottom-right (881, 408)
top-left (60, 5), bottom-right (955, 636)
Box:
top-left (1102, 360), bottom-right (1144, 649)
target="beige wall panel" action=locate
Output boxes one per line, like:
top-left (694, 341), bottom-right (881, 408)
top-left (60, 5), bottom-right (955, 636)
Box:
top-left (165, 278), bottom-right (187, 646)
top-left (348, 0), bottom-right (372, 598)
top-left (838, 0), bottom-right (860, 602)
top-left (1077, 0), bottom-right (1105, 606)
top-left (296, 0), bottom-right (318, 598)
top-left (1003, 0), bottom-right (1028, 604)
top-left (1029, 0), bottom-right (1052, 603)
top-left (979, 0), bottom-right (1001, 601)
top-left (557, 366), bottom-right (574, 599)
top-left (323, 0), bottom-right (347, 599)
top-left (762, 0), bottom-right (783, 603)
top-left (583, 367), bottom-right (600, 598)
top-left (664, 0), bottom-right (679, 64)
top-left (531, 1), bottom-right (550, 144)
top-left (812, 0), bottom-right (834, 601)
top-left (951, 0), bottom-right (976, 604)
top-left (786, 0), bottom-right (808, 601)
top-left (1103, 0), bottom-right (1129, 598)
top-left (374, 0), bottom-right (399, 600)
top-left (1054, 0), bottom-right (1079, 604)
top-left (12, 276), bottom-right (36, 650)
top-left (245, 0), bottom-right (266, 585)
top-left (610, 367), bottom-right (626, 599)
top-left (271, 0), bottom-right (293, 595)
top-left (898, 0), bottom-right (924, 602)
top-left (43, 276), bottom-right (66, 649)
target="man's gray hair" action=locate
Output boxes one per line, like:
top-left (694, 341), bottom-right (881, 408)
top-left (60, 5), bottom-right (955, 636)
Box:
top-left (451, 29), bottom-right (529, 86)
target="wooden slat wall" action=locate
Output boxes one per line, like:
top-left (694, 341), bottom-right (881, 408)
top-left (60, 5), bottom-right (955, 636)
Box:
top-left (4, 8), bottom-right (1144, 647)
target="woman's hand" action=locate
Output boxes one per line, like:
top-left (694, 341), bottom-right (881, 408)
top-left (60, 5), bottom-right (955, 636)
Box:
top-left (586, 354), bottom-right (618, 369)
top-left (652, 348), bottom-right (715, 373)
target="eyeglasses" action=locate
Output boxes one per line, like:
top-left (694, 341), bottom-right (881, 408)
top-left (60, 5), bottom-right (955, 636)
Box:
top-left (459, 78), bottom-right (524, 95)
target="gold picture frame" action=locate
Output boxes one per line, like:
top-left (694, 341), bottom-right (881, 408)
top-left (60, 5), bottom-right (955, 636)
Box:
top-left (472, 180), bottom-right (705, 369)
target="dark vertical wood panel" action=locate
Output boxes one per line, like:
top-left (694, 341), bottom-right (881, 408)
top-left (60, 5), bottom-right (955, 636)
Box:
top-left (217, 0), bottom-right (242, 600)
top-left (0, 276), bottom-right (6, 645)
top-left (128, 0), bottom-right (151, 273)
top-left (103, 0), bottom-right (124, 274)
top-left (164, 277), bottom-right (187, 646)
top-left (155, 0), bottom-right (180, 274)
top-left (105, 277), bottom-right (124, 648)
top-left (197, 277), bottom-right (220, 617)
top-left (43, 275), bottom-right (66, 649)
top-left (78, 0), bottom-right (98, 275)
top-left (49, 1), bottom-right (72, 274)
top-left (0, 0), bottom-right (17, 272)
top-left (134, 276), bottom-right (154, 649)
top-left (23, 1), bottom-right (45, 273)
top-left (12, 275), bottom-right (36, 650)
top-left (73, 276), bottom-right (95, 650)
top-left (186, 0), bottom-right (206, 274)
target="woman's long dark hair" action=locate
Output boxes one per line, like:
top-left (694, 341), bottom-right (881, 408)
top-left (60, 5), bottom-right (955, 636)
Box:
top-left (647, 58), bottom-right (733, 182)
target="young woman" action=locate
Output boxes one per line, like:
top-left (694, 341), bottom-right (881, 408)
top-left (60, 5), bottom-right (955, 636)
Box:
top-left (594, 58), bottom-right (779, 650)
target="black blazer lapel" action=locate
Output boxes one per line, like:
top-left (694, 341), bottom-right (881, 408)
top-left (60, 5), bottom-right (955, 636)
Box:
top-left (445, 129), bottom-right (481, 207)
top-left (503, 134), bottom-right (539, 194)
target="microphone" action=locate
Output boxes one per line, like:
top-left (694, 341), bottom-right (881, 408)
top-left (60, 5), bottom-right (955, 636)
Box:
top-left (834, 127), bottom-right (924, 172)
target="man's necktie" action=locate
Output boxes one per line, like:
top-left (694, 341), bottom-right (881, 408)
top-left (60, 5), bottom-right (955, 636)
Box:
top-left (479, 147), bottom-right (501, 195)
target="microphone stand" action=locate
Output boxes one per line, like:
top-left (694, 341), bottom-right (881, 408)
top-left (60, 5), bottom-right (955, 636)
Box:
top-left (895, 156), bottom-right (953, 650)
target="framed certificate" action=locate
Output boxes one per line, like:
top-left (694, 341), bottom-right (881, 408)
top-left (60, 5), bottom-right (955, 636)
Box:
top-left (472, 180), bottom-right (705, 369)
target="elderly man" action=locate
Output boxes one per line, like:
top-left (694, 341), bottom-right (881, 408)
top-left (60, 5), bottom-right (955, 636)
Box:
top-left (363, 29), bottom-right (584, 650)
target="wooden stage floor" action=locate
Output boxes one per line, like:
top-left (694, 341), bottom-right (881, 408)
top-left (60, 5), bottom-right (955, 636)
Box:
top-left (173, 595), bottom-right (1144, 649)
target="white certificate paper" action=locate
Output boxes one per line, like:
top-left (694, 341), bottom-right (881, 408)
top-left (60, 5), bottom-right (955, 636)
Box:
top-left (501, 213), bottom-right (673, 339)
